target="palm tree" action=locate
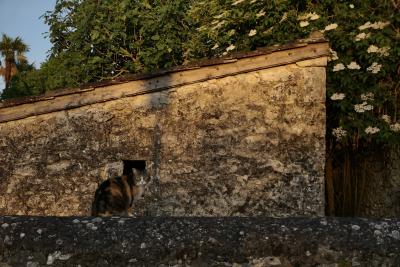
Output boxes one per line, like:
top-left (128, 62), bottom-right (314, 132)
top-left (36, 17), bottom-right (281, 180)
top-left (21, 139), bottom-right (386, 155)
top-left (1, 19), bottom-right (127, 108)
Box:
top-left (0, 34), bottom-right (29, 89)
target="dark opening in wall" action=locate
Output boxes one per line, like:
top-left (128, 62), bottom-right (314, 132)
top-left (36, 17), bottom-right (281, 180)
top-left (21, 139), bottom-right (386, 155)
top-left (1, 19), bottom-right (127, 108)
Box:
top-left (123, 160), bottom-right (146, 177)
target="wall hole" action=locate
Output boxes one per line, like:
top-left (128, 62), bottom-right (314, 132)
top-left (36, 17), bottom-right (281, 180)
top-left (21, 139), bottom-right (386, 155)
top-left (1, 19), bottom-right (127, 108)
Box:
top-left (123, 160), bottom-right (146, 177)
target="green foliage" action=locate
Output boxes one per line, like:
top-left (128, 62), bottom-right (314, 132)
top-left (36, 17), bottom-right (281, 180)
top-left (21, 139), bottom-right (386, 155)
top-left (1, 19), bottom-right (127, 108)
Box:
top-left (2, 0), bottom-right (399, 147)
top-left (183, 0), bottom-right (399, 145)
top-left (43, 0), bottom-right (190, 81)
top-left (1, 62), bottom-right (38, 98)
top-left (1, 55), bottom-right (84, 97)
top-left (0, 34), bottom-right (30, 89)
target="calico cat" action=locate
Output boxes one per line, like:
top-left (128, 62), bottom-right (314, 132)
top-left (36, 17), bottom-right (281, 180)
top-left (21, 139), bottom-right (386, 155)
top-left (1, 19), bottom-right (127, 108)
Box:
top-left (91, 168), bottom-right (147, 217)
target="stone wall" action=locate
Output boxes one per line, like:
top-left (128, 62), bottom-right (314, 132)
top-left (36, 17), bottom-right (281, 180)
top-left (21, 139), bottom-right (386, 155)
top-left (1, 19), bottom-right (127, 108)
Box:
top-left (1, 216), bottom-right (399, 266)
top-left (0, 41), bottom-right (328, 216)
top-left (356, 146), bottom-right (400, 218)
top-left (329, 144), bottom-right (400, 218)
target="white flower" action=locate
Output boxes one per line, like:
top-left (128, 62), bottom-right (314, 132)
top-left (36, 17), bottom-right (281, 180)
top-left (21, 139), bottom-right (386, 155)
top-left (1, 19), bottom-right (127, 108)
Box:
top-left (248, 29), bottom-right (257, 37)
top-left (211, 44), bottom-right (219, 50)
top-left (365, 126), bottom-right (380, 134)
top-left (279, 12), bottom-right (288, 23)
top-left (222, 52), bottom-right (228, 56)
top-left (212, 20), bottom-right (226, 30)
top-left (310, 13), bottom-right (320, 20)
top-left (361, 92), bottom-right (374, 101)
top-left (263, 26), bottom-right (274, 35)
top-left (329, 49), bottom-right (339, 61)
top-left (226, 44), bottom-right (236, 52)
top-left (214, 13), bottom-right (225, 19)
top-left (359, 22), bottom-right (372, 30)
top-left (347, 61), bottom-right (361, 70)
top-left (367, 45), bottom-right (390, 56)
top-left (250, 0), bottom-right (258, 3)
top-left (379, 47), bottom-right (390, 56)
top-left (330, 93), bottom-right (346, 100)
top-left (367, 45), bottom-right (379, 53)
top-left (232, 0), bottom-right (246, 6)
top-left (374, 21), bottom-right (390, 29)
top-left (349, 4), bottom-right (354, 8)
top-left (354, 32), bottom-right (370, 41)
top-left (297, 13), bottom-right (309, 20)
top-left (359, 21), bottom-right (390, 30)
top-left (364, 104), bottom-right (374, 111)
top-left (390, 123), bottom-right (400, 132)
top-left (354, 101), bottom-right (373, 113)
top-left (256, 10), bottom-right (266, 18)
top-left (300, 21), bottom-right (309, 27)
top-left (197, 26), bottom-right (207, 31)
top-left (382, 115), bottom-right (391, 123)
top-left (367, 62), bottom-right (382, 74)
top-left (378, 46), bottom-right (390, 56)
top-left (322, 23), bottom-right (338, 32)
top-left (354, 103), bottom-right (364, 113)
top-left (332, 127), bottom-right (347, 140)
top-left (228, 29), bottom-right (236, 36)
top-left (297, 12), bottom-right (319, 21)
top-left (333, 63), bottom-right (345, 72)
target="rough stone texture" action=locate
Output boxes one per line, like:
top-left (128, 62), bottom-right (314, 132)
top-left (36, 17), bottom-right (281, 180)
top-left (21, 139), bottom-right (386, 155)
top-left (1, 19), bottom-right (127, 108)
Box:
top-left (0, 61), bottom-right (326, 216)
top-left (0, 216), bottom-right (399, 266)
top-left (357, 146), bottom-right (400, 218)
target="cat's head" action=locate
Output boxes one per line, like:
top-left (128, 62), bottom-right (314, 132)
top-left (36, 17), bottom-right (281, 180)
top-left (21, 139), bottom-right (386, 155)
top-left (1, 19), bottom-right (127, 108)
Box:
top-left (132, 168), bottom-right (146, 186)
top-left (132, 162), bottom-right (156, 185)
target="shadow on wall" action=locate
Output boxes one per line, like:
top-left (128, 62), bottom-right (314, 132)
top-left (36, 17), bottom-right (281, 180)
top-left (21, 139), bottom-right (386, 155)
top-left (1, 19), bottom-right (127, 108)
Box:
top-left (88, 74), bottom-right (172, 217)
top-left (0, 72), bottom-right (174, 217)
top-left (328, 145), bottom-right (400, 218)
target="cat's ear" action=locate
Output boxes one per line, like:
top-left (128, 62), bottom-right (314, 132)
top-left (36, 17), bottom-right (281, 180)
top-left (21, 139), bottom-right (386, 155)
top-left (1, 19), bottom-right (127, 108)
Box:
top-left (146, 162), bottom-right (154, 175)
top-left (132, 168), bottom-right (141, 177)
top-left (99, 166), bottom-right (109, 181)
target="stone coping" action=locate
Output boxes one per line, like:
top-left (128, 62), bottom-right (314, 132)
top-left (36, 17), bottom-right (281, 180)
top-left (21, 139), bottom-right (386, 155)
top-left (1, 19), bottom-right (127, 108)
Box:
top-left (0, 216), bottom-right (399, 266)
top-left (0, 37), bottom-right (329, 123)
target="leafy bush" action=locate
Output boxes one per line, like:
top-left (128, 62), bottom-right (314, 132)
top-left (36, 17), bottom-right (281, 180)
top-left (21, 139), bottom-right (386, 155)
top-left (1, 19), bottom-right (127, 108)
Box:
top-left (43, 0), bottom-right (190, 82)
top-left (184, 0), bottom-right (399, 146)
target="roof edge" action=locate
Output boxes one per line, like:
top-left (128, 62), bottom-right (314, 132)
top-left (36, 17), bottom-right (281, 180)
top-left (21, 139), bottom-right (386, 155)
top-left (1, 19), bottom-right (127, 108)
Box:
top-left (0, 36), bottom-right (327, 109)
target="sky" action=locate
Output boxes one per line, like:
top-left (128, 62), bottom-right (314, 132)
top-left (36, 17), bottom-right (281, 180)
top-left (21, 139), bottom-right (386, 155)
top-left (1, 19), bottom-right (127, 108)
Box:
top-left (0, 0), bottom-right (56, 89)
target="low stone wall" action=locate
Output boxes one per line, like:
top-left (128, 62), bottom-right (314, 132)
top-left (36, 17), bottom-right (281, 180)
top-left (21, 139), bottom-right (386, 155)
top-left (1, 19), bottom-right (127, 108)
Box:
top-left (1, 216), bottom-right (399, 266)
top-left (330, 145), bottom-right (400, 218)
top-left (358, 146), bottom-right (400, 218)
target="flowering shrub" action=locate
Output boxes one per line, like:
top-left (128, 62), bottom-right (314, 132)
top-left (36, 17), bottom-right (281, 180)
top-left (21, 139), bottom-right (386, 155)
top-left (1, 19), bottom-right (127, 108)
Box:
top-left (182, 1), bottom-right (399, 215)
top-left (183, 0), bottom-right (399, 147)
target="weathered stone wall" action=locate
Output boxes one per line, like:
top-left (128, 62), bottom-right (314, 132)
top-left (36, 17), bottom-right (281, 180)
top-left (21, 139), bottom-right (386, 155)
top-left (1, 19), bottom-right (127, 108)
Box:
top-left (1, 216), bottom-right (399, 266)
top-left (330, 145), bottom-right (400, 218)
top-left (357, 146), bottom-right (400, 218)
top-left (0, 46), bottom-right (327, 216)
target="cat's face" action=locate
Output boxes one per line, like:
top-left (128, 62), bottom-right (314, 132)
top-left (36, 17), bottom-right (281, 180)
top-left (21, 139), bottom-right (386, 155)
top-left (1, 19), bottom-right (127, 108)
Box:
top-left (132, 168), bottom-right (147, 186)
top-left (137, 173), bottom-right (146, 186)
